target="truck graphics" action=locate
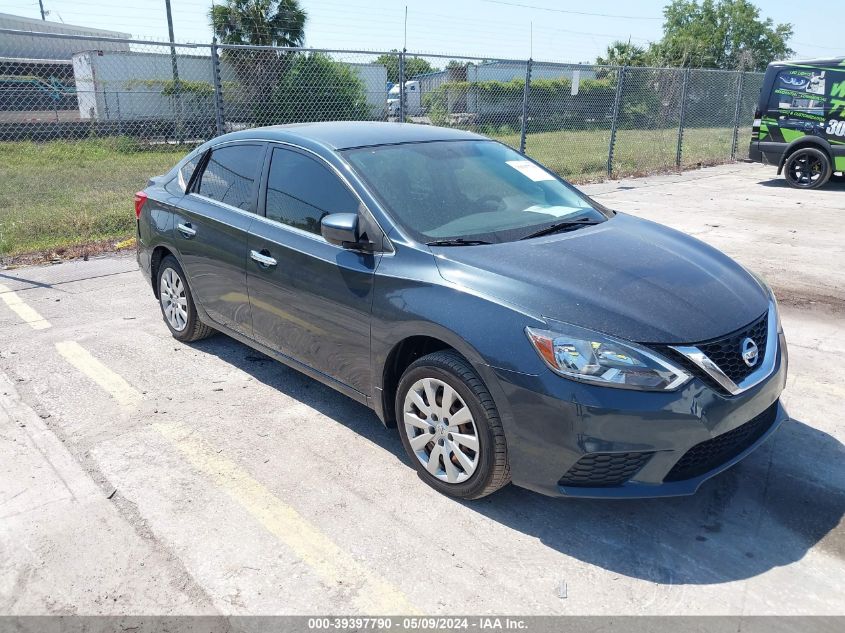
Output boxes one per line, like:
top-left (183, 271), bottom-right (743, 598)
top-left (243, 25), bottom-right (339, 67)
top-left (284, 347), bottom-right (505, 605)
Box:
top-left (749, 57), bottom-right (845, 188)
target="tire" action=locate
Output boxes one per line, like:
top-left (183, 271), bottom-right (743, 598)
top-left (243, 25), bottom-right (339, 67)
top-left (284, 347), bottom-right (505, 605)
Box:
top-left (783, 147), bottom-right (832, 189)
top-left (156, 255), bottom-right (215, 342)
top-left (395, 350), bottom-right (510, 499)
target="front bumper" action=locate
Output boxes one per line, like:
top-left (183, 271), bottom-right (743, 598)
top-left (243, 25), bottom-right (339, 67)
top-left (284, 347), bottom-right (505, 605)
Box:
top-left (486, 331), bottom-right (788, 498)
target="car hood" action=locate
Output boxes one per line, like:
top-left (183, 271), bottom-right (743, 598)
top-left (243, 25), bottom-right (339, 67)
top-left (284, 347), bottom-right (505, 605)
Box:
top-left (432, 213), bottom-right (769, 344)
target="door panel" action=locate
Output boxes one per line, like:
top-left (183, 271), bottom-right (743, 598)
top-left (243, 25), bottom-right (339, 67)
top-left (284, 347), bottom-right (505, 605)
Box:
top-left (175, 142), bottom-right (265, 337)
top-left (174, 197), bottom-right (255, 337)
top-left (246, 146), bottom-right (378, 394)
top-left (247, 225), bottom-right (378, 394)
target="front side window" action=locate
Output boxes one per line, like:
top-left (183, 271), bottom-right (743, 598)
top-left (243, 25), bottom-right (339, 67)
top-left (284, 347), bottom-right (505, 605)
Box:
top-left (196, 144), bottom-right (263, 211)
top-left (265, 147), bottom-right (359, 235)
top-left (343, 140), bottom-right (604, 243)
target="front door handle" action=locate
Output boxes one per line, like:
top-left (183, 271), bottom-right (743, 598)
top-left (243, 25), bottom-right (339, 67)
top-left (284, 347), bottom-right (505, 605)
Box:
top-left (177, 222), bottom-right (197, 238)
top-left (250, 249), bottom-right (277, 268)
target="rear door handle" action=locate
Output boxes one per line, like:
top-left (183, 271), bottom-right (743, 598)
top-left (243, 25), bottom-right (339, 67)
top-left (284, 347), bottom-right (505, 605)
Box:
top-left (250, 249), bottom-right (277, 267)
top-left (177, 223), bottom-right (197, 238)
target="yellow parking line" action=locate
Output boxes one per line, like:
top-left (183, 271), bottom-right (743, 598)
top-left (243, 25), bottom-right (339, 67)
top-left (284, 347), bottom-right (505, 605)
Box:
top-left (155, 420), bottom-right (419, 615)
top-left (55, 341), bottom-right (141, 409)
top-left (50, 338), bottom-right (415, 612)
top-left (0, 284), bottom-right (51, 330)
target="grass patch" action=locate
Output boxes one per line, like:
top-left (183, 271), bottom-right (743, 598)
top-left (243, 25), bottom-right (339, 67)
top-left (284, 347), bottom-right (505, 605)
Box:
top-left (1, 127), bottom-right (747, 257)
top-left (491, 126), bottom-right (739, 181)
top-left (0, 138), bottom-right (187, 257)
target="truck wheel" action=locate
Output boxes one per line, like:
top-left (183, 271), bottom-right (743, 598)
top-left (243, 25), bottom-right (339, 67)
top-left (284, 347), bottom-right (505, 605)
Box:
top-left (783, 148), bottom-right (832, 189)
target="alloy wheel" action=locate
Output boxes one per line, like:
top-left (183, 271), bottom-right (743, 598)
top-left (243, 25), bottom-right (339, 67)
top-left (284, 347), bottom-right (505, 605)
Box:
top-left (788, 152), bottom-right (824, 186)
top-left (402, 377), bottom-right (480, 483)
top-left (159, 267), bottom-right (188, 332)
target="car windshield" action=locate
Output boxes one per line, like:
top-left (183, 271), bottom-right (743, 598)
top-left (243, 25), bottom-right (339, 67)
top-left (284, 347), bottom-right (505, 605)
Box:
top-left (342, 140), bottom-right (606, 244)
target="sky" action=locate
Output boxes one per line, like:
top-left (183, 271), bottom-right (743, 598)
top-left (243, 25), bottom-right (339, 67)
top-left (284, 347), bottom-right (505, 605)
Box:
top-left (3, 0), bottom-right (841, 63)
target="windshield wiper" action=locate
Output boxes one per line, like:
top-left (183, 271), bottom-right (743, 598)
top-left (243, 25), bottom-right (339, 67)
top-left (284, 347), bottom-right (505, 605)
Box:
top-left (426, 238), bottom-right (493, 246)
top-left (519, 217), bottom-right (601, 240)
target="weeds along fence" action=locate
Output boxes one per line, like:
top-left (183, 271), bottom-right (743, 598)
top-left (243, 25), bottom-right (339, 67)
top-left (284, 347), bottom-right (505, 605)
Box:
top-left (0, 28), bottom-right (764, 180)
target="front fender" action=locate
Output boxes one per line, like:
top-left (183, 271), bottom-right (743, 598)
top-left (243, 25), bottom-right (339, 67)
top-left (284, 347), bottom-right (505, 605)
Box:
top-left (369, 243), bottom-right (546, 436)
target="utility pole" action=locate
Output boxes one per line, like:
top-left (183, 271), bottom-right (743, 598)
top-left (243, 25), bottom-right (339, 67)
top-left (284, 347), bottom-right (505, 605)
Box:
top-left (38, 0), bottom-right (46, 20)
top-left (164, 0), bottom-right (184, 142)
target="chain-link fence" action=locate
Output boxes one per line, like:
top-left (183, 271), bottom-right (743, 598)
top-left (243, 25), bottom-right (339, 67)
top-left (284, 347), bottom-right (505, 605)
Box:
top-left (0, 26), bottom-right (764, 174)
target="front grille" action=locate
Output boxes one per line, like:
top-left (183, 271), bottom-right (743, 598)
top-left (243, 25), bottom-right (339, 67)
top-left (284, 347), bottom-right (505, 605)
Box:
top-left (558, 452), bottom-right (653, 488)
top-left (658, 311), bottom-right (769, 393)
top-left (663, 402), bottom-right (778, 482)
top-left (697, 312), bottom-right (768, 385)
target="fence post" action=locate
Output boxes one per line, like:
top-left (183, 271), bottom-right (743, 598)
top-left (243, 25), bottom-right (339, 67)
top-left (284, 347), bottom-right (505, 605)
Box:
top-left (676, 67), bottom-right (691, 168)
top-left (519, 58), bottom-right (532, 155)
top-left (731, 71), bottom-right (746, 160)
top-left (115, 91), bottom-right (123, 136)
top-left (398, 50), bottom-right (406, 122)
top-left (210, 39), bottom-right (226, 137)
top-left (607, 66), bottom-right (626, 177)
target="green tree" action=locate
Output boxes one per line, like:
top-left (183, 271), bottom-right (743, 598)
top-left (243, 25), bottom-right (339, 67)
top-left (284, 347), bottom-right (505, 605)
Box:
top-left (270, 53), bottom-right (370, 123)
top-left (209, 0), bottom-right (308, 122)
top-left (375, 51), bottom-right (436, 84)
top-left (596, 40), bottom-right (651, 67)
top-left (653, 0), bottom-right (793, 70)
top-left (210, 0), bottom-right (306, 47)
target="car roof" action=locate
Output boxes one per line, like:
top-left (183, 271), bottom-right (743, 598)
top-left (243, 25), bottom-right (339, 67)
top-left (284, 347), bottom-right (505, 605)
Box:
top-left (215, 121), bottom-right (488, 151)
top-left (767, 57), bottom-right (845, 69)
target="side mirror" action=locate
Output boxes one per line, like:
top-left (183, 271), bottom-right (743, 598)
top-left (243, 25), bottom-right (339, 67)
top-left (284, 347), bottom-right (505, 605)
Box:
top-left (321, 213), bottom-right (360, 248)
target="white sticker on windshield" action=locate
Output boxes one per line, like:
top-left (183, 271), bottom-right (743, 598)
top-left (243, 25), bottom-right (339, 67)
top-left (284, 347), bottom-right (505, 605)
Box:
top-left (523, 204), bottom-right (585, 218)
top-left (506, 160), bottom-right (555, 182)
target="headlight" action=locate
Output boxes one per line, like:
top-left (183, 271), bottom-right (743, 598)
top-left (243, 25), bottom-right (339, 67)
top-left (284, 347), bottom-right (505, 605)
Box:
top-left (525, 322), bottom-right (690, 391)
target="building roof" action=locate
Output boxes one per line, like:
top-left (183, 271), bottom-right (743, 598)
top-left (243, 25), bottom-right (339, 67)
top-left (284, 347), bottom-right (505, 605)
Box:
top-left (0, 13), bottom-right (130, 38)
top-left (0, 13), bottom-right (131, 60)
top-left (223, 121), bottom-right (487, 150)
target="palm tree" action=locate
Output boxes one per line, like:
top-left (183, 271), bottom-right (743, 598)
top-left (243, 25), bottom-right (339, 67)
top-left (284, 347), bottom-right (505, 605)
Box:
top-left (209, 0), bottom-right (308, 124)
top-left (210, 0), bottom-right (306, 47)
top-left (596, 40), bottom-right (649, 67)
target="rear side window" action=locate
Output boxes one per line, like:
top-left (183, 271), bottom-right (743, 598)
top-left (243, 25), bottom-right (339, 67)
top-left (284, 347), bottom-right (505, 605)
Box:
top-left (769, 69), bottom-right (826, 115)
top-left (265, 147), bottom-right (359, 235)
top-left (196, 144), bottom-right (263, 211)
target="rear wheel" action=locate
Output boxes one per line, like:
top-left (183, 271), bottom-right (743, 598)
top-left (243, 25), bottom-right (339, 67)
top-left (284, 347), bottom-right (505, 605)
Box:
top-left (396, 350), bottom-right (510, 499)
top-left (157, 255), bottom-right (215, 342)
top-left (783, 147), bottom-right (832, 189)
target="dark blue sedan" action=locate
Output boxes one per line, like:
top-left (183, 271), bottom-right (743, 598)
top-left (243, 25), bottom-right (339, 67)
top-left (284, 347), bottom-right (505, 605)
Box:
top-left (135, 122), bottom-right (788, 499)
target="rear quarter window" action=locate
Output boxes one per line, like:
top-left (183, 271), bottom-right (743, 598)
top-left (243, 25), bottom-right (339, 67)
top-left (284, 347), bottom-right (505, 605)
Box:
top-left (769, 69), bottom-right (826, 115)
top-left (177, 152), bottom-right (204, 192)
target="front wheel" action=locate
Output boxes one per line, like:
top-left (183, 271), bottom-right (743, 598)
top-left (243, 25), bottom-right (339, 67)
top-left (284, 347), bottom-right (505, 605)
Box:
top-left (396, 350), bottom-right (510, 499)
top-left (783, 147), bottom-right (832, 189)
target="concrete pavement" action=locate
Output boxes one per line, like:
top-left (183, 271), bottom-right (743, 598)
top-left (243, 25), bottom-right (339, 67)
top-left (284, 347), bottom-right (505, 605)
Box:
top-left (0, 163), bottom-right (842, 616)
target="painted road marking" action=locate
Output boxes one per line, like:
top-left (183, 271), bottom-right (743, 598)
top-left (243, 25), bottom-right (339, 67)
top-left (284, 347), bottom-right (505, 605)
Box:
top-left (51, 339), bottom-right (415, 613)
top-left (0, 284), bottom-right (51, 330)
top-left (55, 341), bottom-right (141, 409)
top-left (156, 420), bottom-right (419, 615)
